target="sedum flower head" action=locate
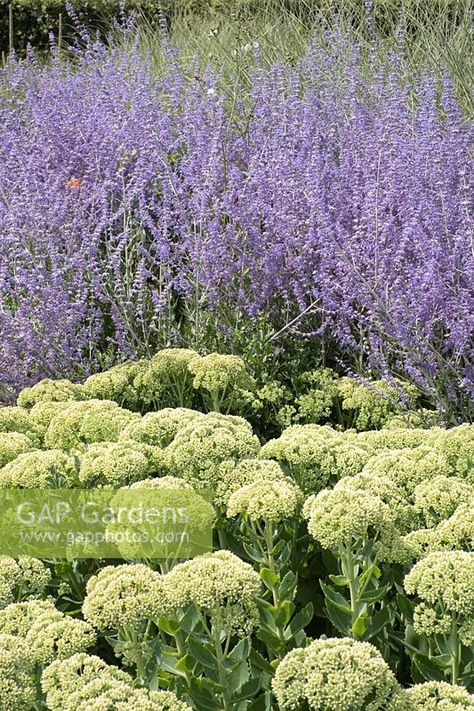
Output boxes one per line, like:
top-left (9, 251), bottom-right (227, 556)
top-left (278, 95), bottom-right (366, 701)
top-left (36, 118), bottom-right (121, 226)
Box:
top-left (404, 681), bottom-right (474, 709)
top-left (17, 378), bottom-right (85, 408)
top-left (0, 449), bottom-right (78, 488)
top-left (120, 408), bottom-right (204, 448)
top-left (431, 501), bottom-right (474, 552)
top-left (44, 400), bottom-right (140, 450)
top-left (272, 637), bottom-right (400, 711)
top-left (0, 432), bottom-right (33, 469)
top-left (260, 424), bottom-right (341, 494)
top-left (129, 475), bottom-right (194, 490)
top-left (166, 412), bottom-right (260, 488)
top-left (133, 348), bottom-right (200, 408)
top-left (25, 610), bottom-right (96, 664)
top-left (226, 479), bottom-right (302, 521)
top-left (74, 685), bottom-right (191, 711)
top-left (29, 400), bottom-right (67, 439)
top-left (189, 353), bottom-right (253, 392)
top-left (355, 428), bottom-right (429, 451)
top-left (0, 633), bottom-right (36, 711)
top-left (78, 442), bottom-right (155, 487)
top-left (361, 446), bottom-right (453, 497)
top-left (162, 550), bottom-right (261, 636)
top-left (303, 487), bottom-right (404, 562)
top-left (405, 551), bottom-right (474, 625)
top-left (215, 458), bottom-right (289, 508)
top-left (0, 405), bottom-right (40, 443)
top-left (0, 556), bottom-right (51, 608)
top-left (335, 471), bottom-right (416, 533)
top-left (337, 376), bottom-right (418, 431)
top-left (432, 424), bottom-right (474, 480)
top-left (0, 599), bottom-right (57, 636)
top-left (414, 477), bottom-right (474, 528)
top-left (383, 409), bottom-right (443, 430)
top-left (41, 652), bottom-right (133, 711)
top-left (83, 564), bottom-right (168, 631)
top-left (82, 360), bottom-right (147, 409)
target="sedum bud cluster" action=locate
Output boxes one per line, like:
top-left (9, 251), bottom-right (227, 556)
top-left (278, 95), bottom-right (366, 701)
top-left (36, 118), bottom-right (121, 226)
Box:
top-left (226, 479), bottom-right (302, 522)
top-left (404, 551), bottom-right (474, 645)
top-left (82, 564), bottom-right (168, 631)
top-left (0, 556), bottom-right (51, 608)
top-left (162, 550), bottom-right (261, 637)
top-left (165, 412), bottom-right (260, 488)
top-left (403, 681), bottom-right (474, 709)
top-left (0, 432), bottom-right (33, 468)
top-left (0, 633), bottom-right (36, 711)
top-left (272, 637), bottom-right (401, 710)
top-left (77, 441), bottom-right (163, 487)
top-left (120, 408), bottom-right (204, 448)
top-left (414, 477), bottom-right (474, 528)
top-left (337, 376), bottom-right (419, 430)
top-left (17, 378), bottom-right (85, 408)
top-left (44, 399), bottom-right (140, 450)
top-left (0, 449), bottom-right (78, 488)
top-left (303, 486), bottom-right (406, 562)
top-left (42, 652), bottom-right (191, 711)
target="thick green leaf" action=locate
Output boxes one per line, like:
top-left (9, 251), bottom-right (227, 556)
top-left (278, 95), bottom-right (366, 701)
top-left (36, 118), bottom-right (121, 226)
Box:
top-left (187, 639), bottom-right (216, 670)
top-left (288, 602), bottom-right (314, 637)
top-left (320, 582), bottom-right (352, 613)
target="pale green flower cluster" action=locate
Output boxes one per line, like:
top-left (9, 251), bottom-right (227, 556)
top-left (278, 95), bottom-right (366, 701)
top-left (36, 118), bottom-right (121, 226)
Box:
top-left (215, 458), bottom-right (290, 507)
top-left (25, 608), bottom-right (96, 664)
top-left (326, 440), bottom-right (377, 480)
top-left (0, 598), bottom-right (95, 663)
top-left (335, 472), bottom-right (416, 533)
top-left (129, 475), bottom-right (193, 490)
top-left (432, 424), bottom-right (474, 480)
top-left (227, 479), bottom-right (302, 522)
top-left (383, 409), bottom-right (443, 430)
top-left (78, 441), bottom-right (161, 487)
top-left (0, 556), bottom-right (51, 608)
top-left (260, 424), bottom-right (341, 493)
top-left (0, 432), bottom-right (34, 468)
top-left (29, 400), bottom-right (67, 439)
top-left (44, 400), bottom-right (140, 450)
top-left (272, 637), bottom-right (401, 711)
top-left (337, 376), bottom-right (418, 430)
top-left (0, 405), bottom-right (40, 443)
top-left (0, 633), bottom-right (36, 711)
top-left (162, 550), bottom-right (261, 636)
top-left (414, 477), bottom-right (474, 528)
top-left (404, 501), bottom-right (474, 559)
top-left (188, 353), bottom-right (255, 406)
top-left (404, 551), bottom-right (474, 644)
top-left (166, 412), bottom-right (260, 487)
top-left (403, 681), bottom-right (474, 709)
top-left (133, 348), bottom-right (200, 407)
top-left (83, 564), bottom-right (168, 631)
top-left (121, 408), bottom-right (204, 447)
top-left (42, 653), bottom-right (189, 711)
top-left (17, 378), bottom-right (85, 408)
top-left (355, 427), bottom-right (429, 450)
top-left (303, 487), bottom-right (405, 562)
top-left (82, 360), bottom-right (148, 409)
top-left (0, 599), bottom-right (57, 636)
top-left (0, 449), bottom-right (78, 488)
top-left (361, 446), bottom-right (453, 497)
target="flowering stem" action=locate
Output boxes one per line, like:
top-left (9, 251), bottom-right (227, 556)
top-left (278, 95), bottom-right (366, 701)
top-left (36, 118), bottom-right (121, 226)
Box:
top-left (449, 613), bottom-right (460, 685)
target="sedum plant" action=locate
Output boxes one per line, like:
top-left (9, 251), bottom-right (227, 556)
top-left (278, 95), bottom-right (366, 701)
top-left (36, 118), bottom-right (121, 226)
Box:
top-left (303, 485), bottom-right (407, 646)
top-left (0, 432), bottom-right (34, 468)
top-left (0, 633), bottom-right (36, 711)
top-left (77, 441), bottom-right (163, 487)
top-left (188, 353), bottom-right (256, 414)
top-left (414, 477), bottom-right (474, 529)
top-left (165, 412), bottom-right (260, 488)
top-left (133, 349), bottom-right (201, 410)
top-left (0, 556), bottom-right (51, 608)
top-left (41, 652), bottom-right (191, 711)
top-left (82, 564), bottom-right (168, 682)
top-left (0, 449), bottom-right (78, 488)
top-left (403, 681), bottom-right (474, 709)
top-left (120, 408), bottom-right (204, 448)
top-left (403, 551), bottom-right (474, 685)
top-left (272, 637), bottom-right (403, 711)
top-left (336, 377), bottom-right (419, 431)
top-left (17, 379), bottom-right (85, 408)
top-left (44, 400), bottom-right (141, 450)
